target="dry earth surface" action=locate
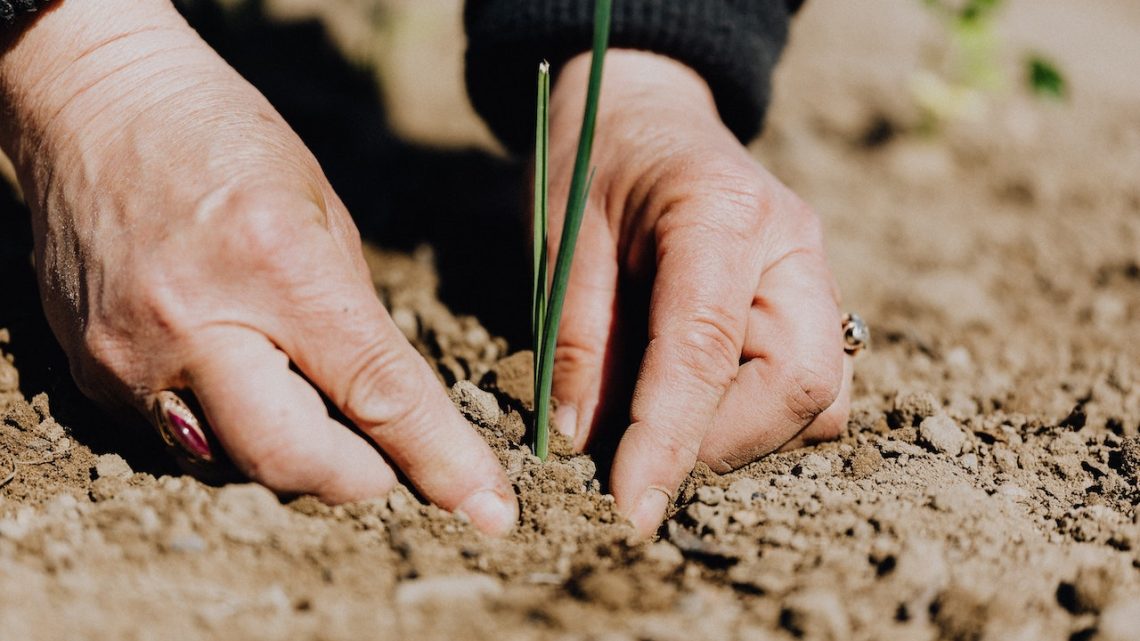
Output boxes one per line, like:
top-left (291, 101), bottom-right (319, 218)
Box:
top-left (2, 1), bottom-right (1140, 640)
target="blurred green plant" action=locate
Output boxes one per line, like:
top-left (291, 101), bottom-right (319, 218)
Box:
top-left (532, 0), bottom-right (612, 460)
top-left (913, 0), bottom-right (1067, 127)
top-left (1026, 55), bottom-right (1066, 100)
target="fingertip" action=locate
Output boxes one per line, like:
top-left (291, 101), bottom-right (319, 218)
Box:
top-left (620, 486), bottom-right (671, 540)
top-left (456, 487), bottom-right (519, 537)
top-left (554, 404), bottom-right (578, 444)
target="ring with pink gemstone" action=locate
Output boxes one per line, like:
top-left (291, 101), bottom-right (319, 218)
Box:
top-left (148, 390), bottom-right (214, 462)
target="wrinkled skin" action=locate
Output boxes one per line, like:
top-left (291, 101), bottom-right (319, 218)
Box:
top-left (0, 1), bottom-right (517, 534)
top-left (0, 1), bottom-right (850, 539)
top-left (547, 52), bottom-right (852, 536)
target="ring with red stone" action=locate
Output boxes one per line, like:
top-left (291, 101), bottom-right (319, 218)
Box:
top-left (147, 390), bottom-right (214, 462)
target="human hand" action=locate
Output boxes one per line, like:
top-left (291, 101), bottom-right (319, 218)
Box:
top-left (0, 0), bottom-right (516, 534)
top-left (547, 51), bottom-right (852, 538)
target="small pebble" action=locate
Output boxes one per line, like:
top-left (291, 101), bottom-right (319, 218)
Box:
top-left (94, 454), bottom-right (133, 480)
top-left (0, 515), bottom-right (31, 540)
top-left (387, 488), bottom-right (413, 514)
top-left (1117, 436), bottom-right (1140, 484)
top-left (463, 325), bottom-right (491, 349)
top-left (848, 446), bottom-right (884, 479)
top-left (918, 415), bottom-right (966, 456)
top-left (642, 541), bottom-right (684, 571)
top-left (725, 478), bottom-right (762, 505)
top-left (891, 391), bottom-right (940, 427)
top-left (797, 453), bottom-right (832, 478)
top-left (448, 380), bottom-right (501, 427)
top-left (998, 483), bottom-right (1030, 501)
top-left (165, 532), bottom-right (207, 554)
top-left (696, 486), bottom-right (725, 506)
top-left (960, 452), bottom-right (979, 471)
top-left (395, 574), bottom-right (503, 607)
top-left (211, 484), bottom-right (289, 545)
top-left (944, 347), bottom-right (974, 373)
top-left (732, 510), bottom-right (761, 528)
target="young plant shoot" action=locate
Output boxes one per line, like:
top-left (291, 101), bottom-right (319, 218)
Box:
top-left (532, 0), bottom-right (612, 460)
top-left (914, 0), bottom-right (1067, 127)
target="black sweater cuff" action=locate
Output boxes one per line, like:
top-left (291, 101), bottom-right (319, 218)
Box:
top-left (464, 0), bottom-right (800, 154)
top-left (1, 0), bottom-right (50, 25)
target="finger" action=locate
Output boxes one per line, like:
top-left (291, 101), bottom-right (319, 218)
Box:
top-left (610, 205), bottom-right (763, 538)
top-left (549, 210), bottom-right (621, 450)
top-left (276, 245), bottom-right (518, 535)
top-left (776, 354), bottom-right (852, 453)
top-left (698, 249), bottom-right (845, 471)
top-left (185, 327), bottom-right (399, 502)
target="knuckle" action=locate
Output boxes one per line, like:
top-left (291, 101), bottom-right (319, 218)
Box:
top-left (657, 194), bottom-right (762, 248)
top-left (552, 339), bottom-right (604, 378)
top-left (223, 194), bottom-right (324, 277)
top-left (339, 341), bottom-right (428, 435)
top-left (638, 421), bottom-right (702, 467)
top-left (710, 176), bottom-right (770, 222)
top-left (234, 206), bottom-right (294, 256)
top-left (101, 257), bottom-right (191, 340)
top-left (670, 307), bottom-right (742, 376)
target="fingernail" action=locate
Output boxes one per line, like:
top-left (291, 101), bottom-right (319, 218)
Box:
top-left (456, 489), bottom-right (518, 536)
top-left (167, 410), bottom-right (213, 462)
top-left (554, 405), bottom-right (578, 442)
top-left (623, 487), bottom-right (671, 539)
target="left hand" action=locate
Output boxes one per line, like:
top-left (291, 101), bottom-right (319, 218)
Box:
top-left (546, 51), bottom-right (853, 538)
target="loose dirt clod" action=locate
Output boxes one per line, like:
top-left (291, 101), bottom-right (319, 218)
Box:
top-left (93, 454), bottom-right (133, 481)
top-left (918, 415), bottom-right (967, 456)
top-left (449, 380), bottom-right (502, 426)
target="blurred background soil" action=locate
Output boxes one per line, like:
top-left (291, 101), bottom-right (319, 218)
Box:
top-left (2, 1), bottom-right (1140, 639)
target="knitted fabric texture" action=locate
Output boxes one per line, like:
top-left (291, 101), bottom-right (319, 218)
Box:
top-left (1, 0), bottom-right (50, 24)
top-left (465, 0), bottom-right (802, 153)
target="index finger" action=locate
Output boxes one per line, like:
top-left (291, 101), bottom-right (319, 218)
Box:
top-left (610, 198), bottom-right (764, 537)
top-left (227, 206), bottom-right (518, 535)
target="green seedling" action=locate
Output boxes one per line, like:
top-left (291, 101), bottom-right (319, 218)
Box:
top-left (1027, 55), bottom-right (1066, 100)
top-left (914, 0), bottom-right (1067, 127)
top-left (532, 0), bottom-right (612, 460)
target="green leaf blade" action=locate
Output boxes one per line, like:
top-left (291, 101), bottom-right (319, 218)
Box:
top-left (533, 62), bottom-right (551, 389)
top-left (534, 0), bottom-right (612, 460)
top-left (1027, 55), bottom-right (1067, 101)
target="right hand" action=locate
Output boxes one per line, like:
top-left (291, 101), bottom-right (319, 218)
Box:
top-left (0, 0), bottom-right (517, 534)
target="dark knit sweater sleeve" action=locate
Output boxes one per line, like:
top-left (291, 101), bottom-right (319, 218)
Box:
top-left (1, 0), bottom-right (51, 25)
top-left (465, 0), bottom-right (803, 153)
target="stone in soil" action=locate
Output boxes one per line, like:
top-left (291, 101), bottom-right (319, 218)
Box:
top-left (918, 414), bottom-right (967, 456)
top-left (449, 380), bottom-right (501, 427)
top-left (93, 454), bottom-right (133, 480)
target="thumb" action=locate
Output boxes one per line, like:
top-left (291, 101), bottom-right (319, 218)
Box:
top-left (549, 211), bottom-right (620, 450)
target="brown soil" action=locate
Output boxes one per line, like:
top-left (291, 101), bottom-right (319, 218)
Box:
top-left (3, 1), bottom-right (1140, 639)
